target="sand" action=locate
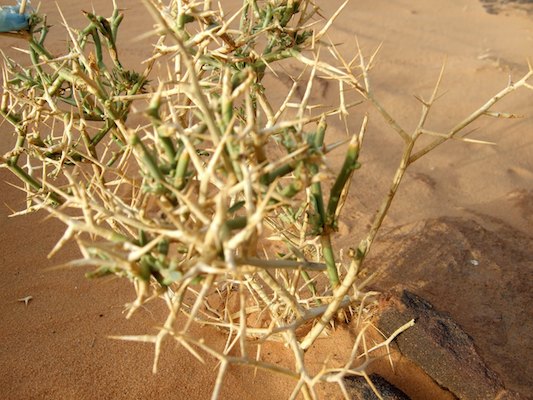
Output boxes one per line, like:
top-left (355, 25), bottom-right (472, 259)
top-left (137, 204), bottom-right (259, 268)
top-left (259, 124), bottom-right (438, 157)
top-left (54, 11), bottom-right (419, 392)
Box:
top-left (1, 0), bottom-right (532, 398)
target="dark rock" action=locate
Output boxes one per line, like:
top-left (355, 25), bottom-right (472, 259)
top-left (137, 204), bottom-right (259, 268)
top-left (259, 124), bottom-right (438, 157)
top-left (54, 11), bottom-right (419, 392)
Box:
top-left (367, 217), bottom-right (533, 395)
top-left (344, 374), bottom-right (410, 400)
top-left (479, 0), bottom-right (533, 15)
top-left (376, 289), bottom-right (525, 400)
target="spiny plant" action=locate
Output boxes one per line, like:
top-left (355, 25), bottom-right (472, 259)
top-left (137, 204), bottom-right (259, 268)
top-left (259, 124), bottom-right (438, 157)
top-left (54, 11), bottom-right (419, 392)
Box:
top-left (1, 1), bottom-right (532, 398)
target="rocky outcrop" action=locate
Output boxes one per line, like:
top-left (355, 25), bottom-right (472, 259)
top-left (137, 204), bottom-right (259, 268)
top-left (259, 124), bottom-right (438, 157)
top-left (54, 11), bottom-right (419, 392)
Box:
top-left (374, 289), bottom-right (524, 400)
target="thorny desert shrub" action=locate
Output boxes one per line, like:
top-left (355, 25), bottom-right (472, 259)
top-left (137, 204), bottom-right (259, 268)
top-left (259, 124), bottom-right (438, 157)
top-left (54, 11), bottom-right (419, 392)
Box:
top-left (1, 1), bottom-right (532, 398)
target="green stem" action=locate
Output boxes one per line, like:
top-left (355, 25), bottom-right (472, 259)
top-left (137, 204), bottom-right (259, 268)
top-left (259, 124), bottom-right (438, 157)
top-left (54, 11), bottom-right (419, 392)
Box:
top-left (7, 163), bottom-right (63, 205)
top-left (307, 116), bottom-right (340, 288)
top-left (321, 234), bottom-right (339, 289)
top-left (131, 134), bottom-right (167, 193)
top-left (309, 117), bottom-right (327, 226)
top-left (325, 135), bottom-right (359, 229)
top-left (225, 216), bottom-right (248, 230)
top-left (90, 121), bottom-right (114, 147)
top-left (174, 146), bottom-right (190, 190)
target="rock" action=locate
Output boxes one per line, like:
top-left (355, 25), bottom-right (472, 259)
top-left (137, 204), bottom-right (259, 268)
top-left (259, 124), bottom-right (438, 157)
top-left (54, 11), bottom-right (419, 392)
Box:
top-left (344, 374), bottom-right (410, 400)
top-left (367, 217), bottom-right (533, 395)
top-left (479, 0), bottom-right (533, 15)
top-left (376, 289), bottom-right (525, 400)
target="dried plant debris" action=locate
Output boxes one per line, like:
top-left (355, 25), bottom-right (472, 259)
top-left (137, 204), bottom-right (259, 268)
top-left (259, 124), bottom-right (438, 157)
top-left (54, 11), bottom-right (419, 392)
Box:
top-left (17, 295), bottom-right (33, 306)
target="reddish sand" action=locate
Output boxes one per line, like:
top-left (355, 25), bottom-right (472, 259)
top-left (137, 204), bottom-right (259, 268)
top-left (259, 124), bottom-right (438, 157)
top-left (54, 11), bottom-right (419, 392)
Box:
top-left (1, 1), bottom-right (532, 399)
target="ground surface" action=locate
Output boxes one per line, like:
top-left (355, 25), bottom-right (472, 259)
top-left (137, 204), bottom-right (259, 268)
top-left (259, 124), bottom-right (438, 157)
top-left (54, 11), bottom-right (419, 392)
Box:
top-left (1, 0), bottom-right (532, 399)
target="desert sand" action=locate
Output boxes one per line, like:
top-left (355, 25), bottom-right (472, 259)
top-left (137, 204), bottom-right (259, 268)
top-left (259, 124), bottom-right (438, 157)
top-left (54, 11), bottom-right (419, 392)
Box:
top-left (1, 0), bottom-right (532, 399)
